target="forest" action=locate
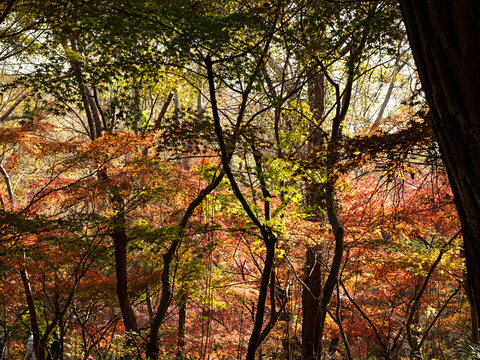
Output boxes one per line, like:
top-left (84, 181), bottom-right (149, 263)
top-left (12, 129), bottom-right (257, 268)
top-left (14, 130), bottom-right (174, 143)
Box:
top-left (0, 0), bottom-right (479, 359)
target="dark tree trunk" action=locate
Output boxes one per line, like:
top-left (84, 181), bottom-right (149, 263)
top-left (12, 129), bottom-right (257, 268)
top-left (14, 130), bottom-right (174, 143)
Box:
top-left (302, 60), bottom-right (325, 360)
top-left (312, 182), bottom-right (345, 360)
top-left (302, 247), bottom-right (323, 360)
top-left (399, 0), bottom-right (480, 342)
top-left (98, 169), bottom-right (139, 334)
top-left (146, 244), bottom-right (176, 359)
top-left (205, 52), bottom-right (279, 360)
top-left (112, 224), bottom-right (139, 333)
top-left (145, 173), bottom-right (224, 360)
top-left (0, 0), bottom-right (16, 27)
top-left (245, 241), bottom-right (276, 360)
top-left (20, 269), bottom-right (45, 360)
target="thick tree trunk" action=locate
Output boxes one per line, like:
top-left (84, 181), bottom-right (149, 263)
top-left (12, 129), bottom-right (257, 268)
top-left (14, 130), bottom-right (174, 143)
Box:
top-left (302, 247), bottom-right (323, 360)
top-left (303, 63), bottom-right (325, 360)
top-left (399, 0), bottom-right (480, 342)
top-left (304, 69), bottom-right (325, 218)
top-left (112, 224), bottom-right (139, 333)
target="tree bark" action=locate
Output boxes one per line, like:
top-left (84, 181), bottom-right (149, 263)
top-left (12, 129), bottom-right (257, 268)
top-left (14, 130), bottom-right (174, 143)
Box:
top-left (302, 247), bottom-right (322, 360)
top-left (312, 183), bottom-right (345, 360)
top-left (176, 291), bottom-right (187, 358)
top-left (399, 0), bottom-right (480, 342)
top-left (112, 223), bottom-right (139, 333)
top-left (20, 269), bottom-right (45, 360)
top-left (302, 55), bottom-right (325, 360)
top-left (98, 169), bottom-right (139, 334)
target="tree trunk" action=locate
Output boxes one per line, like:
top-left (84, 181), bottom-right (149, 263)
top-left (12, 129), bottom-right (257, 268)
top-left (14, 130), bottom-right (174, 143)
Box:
top-left (302, 247), bottom-right (323, 360)
top-left (302, 58), bottom-right (326, 360)
top-left (20, 269), bottom-right (45, 360)
top-left (472, 301), bottom-right (480, 344)
top-left (98, 169), bottom-right (139, 334)
top-left (112, 224), bottom-right (139, 333)
top-left (68, 39), bottom-right (102, 140)
top-left (312, 182), bottom-right (345, 360)
top-left (245, 241), bottom-right (276, 360)
top-left (145, 242), bottom-right (175, 359)
top-left (146, 173), bottom-right (224, 360)
top-left (304, 69), bottom-right (325, 219)
top-left (399, 0), bottom-right (480, 342)
top-left (176, 291), bottom-right (187, 358)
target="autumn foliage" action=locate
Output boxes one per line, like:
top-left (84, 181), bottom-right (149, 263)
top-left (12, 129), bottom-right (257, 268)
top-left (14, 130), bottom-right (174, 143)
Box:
top-left (0, 1), bottom-right (475, 360)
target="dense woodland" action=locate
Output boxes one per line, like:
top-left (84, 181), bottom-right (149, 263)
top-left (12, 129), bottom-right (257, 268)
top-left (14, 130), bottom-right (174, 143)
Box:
top-left (0, 1), bottom-right (478, 359)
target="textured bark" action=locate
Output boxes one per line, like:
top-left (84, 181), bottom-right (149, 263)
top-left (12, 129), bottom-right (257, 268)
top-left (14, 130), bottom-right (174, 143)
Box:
top-left (305, 70), bottom-right (325, 218)
top-left (302, 247), bottom-right (323, 360)
top-left (112, 224), bottom-right (139, 333)
top-left (303, 57), bottom-right (325, 360)
top-left (399, 0), bottom-right (480, 342)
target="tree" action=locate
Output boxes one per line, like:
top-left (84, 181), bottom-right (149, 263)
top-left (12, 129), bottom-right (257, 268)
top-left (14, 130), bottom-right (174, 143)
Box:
top-left (399, 0), bottom-right (480, 343)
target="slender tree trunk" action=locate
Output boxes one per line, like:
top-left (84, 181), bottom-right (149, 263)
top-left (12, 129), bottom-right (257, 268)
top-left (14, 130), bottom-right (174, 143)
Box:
top-left (153, 92), bottom-right (173, 130)
top-left (145, 173), bottom-right (224, 359)
top-left (176, 291), bottom-right (187, 358)
top-left (246, 242), bottom-right (276, 360)
top-left (205, 51), bottom-right (279, 360)
top-left (371, 46), bottom-right (406, 129)
top-left (311, 50), bottom-right (358, 360)
top-left (312, 182), bottom-right (345, 360)
top-left (68, 39), bottom-right (102, 140)
top-left (399, 0), bottom-right (480, 342)
top-left (98, 169), bottom-right (139, 334)
top-left (146, 244), bottom-right (176, 359)
top-left (20, 269), bottom-right (45, 360)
